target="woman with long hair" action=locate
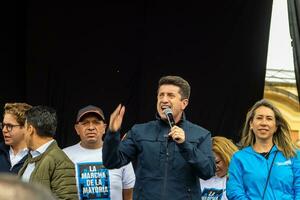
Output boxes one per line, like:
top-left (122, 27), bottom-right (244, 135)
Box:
top-left (226, 99), bottom-right (300, 200)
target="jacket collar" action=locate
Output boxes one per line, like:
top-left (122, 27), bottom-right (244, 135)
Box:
top-left (155, 111), bottom-right (186, 127)
top-left (27, 140), bottom-right (57, 163)
top-left (245, 144), bottom-right (278, 154)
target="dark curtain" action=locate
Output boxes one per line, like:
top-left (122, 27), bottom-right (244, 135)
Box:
top-left (0, 1), bottom-right (27, 141)
top-left (287, 0), bottom-right (300, 102)
top-left (1, 1), bottom-right (273, 146)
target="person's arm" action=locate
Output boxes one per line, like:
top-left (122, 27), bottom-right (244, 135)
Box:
top-left (292, 150), bottom-right (300, 198)
top-left (51, 159), bottom-right (78, 200)
top-left (103, 104), bottom-right (137, 169)
top-left (176, 131), bottom-right (215, 180)
top-left (226, 153), bottom-right (249, 200)
top-left (122, 188), bottom-right (133, 200)
top-left (121, 162), bottom-right (135, 200)
top-left (103, 129), bottom-right (137, 168)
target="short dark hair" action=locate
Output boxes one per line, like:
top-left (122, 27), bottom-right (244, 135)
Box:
top-left (25, 105), bottom-right (57, 137)
top-left (158, 75), bottom-right (191, 100)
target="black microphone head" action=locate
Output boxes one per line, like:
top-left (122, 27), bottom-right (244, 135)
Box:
top-left (163, 107), bottom-right (175, 127)
top-left (163, 107), bottom-right (173, 116)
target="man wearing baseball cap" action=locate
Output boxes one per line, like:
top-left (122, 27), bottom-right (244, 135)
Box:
top-left (63, 105), bottom-right (135, 200)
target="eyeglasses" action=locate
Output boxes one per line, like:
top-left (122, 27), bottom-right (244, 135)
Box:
top-left (0, 122), bottom-right (23, 132)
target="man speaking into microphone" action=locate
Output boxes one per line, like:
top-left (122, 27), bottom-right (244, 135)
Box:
top-left (103, 75), bottom-right (215, 200)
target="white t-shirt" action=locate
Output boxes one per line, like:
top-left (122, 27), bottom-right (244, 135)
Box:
top-left (63, 143), bottom-right (135, 200)
top-left (200, 176), bottom-right (227, 200)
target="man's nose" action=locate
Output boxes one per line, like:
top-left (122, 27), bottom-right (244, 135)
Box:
top-left (87, 122), bottom-right (96, 129)
top-left (161, 95), bottom-right (169, 102)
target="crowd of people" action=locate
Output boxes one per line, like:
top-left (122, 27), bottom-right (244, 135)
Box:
top-left (0, 75), bottom-right (299, 200)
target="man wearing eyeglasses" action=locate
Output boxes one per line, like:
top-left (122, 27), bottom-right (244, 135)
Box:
top-left (63, 105), bottom-right (135, 200)
top-left (0, 102), bottom-right (32, 173)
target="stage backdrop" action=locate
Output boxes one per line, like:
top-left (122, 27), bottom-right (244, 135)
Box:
top-left (1, 1), bottom-right (273, 147)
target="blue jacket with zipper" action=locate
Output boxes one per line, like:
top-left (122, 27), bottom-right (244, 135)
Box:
top-left (226, 145), bottom-right (300, 200)
top-left (103, 114), bottom-right (215, 200)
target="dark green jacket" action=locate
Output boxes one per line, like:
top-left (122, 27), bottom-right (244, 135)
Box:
top-left (19, 140), bottom-right (78, 200)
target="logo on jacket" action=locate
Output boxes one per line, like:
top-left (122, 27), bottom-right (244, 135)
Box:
top-left (275, 159), bottom-right (292, 166)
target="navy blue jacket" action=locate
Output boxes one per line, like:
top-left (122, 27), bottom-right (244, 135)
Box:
top-left (0, 142), bottom-right (28, 173)
top-left (103, 115), bottom-right (215, 200)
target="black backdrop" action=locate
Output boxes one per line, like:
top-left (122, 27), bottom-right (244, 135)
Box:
top-left (2, 1), bottom-right (273, 147)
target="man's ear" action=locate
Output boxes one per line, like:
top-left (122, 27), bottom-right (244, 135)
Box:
top-left (27, 124), bottom-right (35, 136)
top-left (182, 99), bottom-right (189, 110)
top-left (74, 124), bottom-right (80, 136)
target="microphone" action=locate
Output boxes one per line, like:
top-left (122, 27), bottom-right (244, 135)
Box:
top-left (163, 108), bottom-right (180, 141)
top-left (163, 108), bottom-right (175, 128)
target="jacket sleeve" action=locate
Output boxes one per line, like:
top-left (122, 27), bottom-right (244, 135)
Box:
top-left (292, 150), bottom-right (300, 198)
top-left (226, 153), bottom-right (249, 200)
top-left (177, 132), bottom-right (215, 180)
top-left (51, 158), bottom-right (78, 200)
top-left (103, 130), bottom-right (137, 169)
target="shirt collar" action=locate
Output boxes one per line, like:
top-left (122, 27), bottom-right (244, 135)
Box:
top-left (9, 146), bottom-right (28, 157)
top-left (156, 111), bottom-right (186, 126)
top-left (30, 139), bottom-right (54, 158)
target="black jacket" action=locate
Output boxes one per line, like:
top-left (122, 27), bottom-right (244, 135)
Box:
top-left (103, 115), bottom-right (215, 200)
top-left (0, 142), bottom-right (28, 173)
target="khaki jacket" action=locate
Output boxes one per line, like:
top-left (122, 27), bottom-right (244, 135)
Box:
top-left (19, 140), bottom-right (78, 200)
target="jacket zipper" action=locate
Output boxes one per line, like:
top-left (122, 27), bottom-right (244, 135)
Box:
top-left (162, 137), bottom-right (169, 200)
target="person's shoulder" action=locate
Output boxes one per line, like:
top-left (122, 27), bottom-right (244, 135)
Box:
top-left (292, 149), bottom-right (300, 159)
top-left (50, 148), bottom-right (75, 167)
top-left (0, 142), bottom-right (4, 147)
top-left (127, 121), bottom-right (159, 139)
top-left (0, 142), bottom-right (9, 151)
top-left (232, 147), bottom-right (252, 158)
top-left (48, 143), bottom-right (74, 161)
top-left (63, 143), bottom-right (80, 154)
top-left (0, 143), bottom-right (9, 160)
top-left (184, 120), bottom-right (210, 134)
top-left (131, 120), bottom-right (157, 131)
top-left (295, 148), bottom-right (300, 154)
